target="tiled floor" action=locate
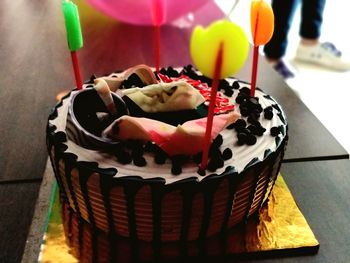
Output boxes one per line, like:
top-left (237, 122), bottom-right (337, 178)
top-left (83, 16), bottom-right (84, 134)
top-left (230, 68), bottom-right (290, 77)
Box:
top-left (216, 0), bottom-right (350, 154)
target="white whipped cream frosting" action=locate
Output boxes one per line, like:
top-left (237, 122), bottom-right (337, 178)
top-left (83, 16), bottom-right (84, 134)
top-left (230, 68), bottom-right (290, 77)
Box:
top-left (51, 73), bottom-right (287, 184)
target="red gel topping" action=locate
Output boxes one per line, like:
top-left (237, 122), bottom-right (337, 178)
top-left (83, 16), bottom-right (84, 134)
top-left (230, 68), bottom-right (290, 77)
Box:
top-left (158, 73), bottom-right (235, 114)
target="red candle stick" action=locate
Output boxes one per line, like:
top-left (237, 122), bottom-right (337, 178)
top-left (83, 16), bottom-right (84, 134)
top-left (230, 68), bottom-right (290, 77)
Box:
top-left (250, 1), bottom-right (261, 97)
top-left (200, 43), bottom-right (224, 170)
top-left (250, 0), bottom-right (274, 97)
top-left (250, 45), bottom-right (259, 97)
top-left (152, 0), bottom-right (164, 72)
top-left (153, 26), bottom-right (161, 72)
top-left (62, 0), bottom-right (84, 90)
top-left (71, 51), bottom-right (83, 89)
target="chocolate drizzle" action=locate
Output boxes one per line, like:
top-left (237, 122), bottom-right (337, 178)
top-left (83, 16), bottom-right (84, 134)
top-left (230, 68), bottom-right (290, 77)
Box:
top-left (61, 153), bottom-right (85, 257)
top-left (275, 136), bottom-right (281, 147)
top-left (262, 137), bottom-right (287, 209)
top-left (197, 173), bottom-right (222, 256)
top-left (99, 174), bottom-right (117, 262)
top-left (47, 129), bottom-right (66, 202)
top-left (244, 157), bottom-right (260, 170)
top-left (198, 174), bottom-right (221, 240)
top-left (77, 162), bottom-right (99, 263)
top-left (150, 180), bottom-right (165, 261)
top-left (257, 151), bottom-right (277, 212)
top-left (178, 178), bottom-right (197, 257)
top-left (243, 162), bottom-right (264, 223)
top-left (67, 203), bottom-right (73, 244)
top-left (219, 168), bottom-right (241, 256)
top-left (220, 167), bottom-right (240, 234)
top-left (123, 177), bottom-right (144, 262)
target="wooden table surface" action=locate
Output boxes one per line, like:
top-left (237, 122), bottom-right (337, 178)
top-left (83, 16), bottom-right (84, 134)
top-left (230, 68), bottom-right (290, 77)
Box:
top-left (243, 159), bottom-right (350, 263)
top-left (0, 0), bottom-right (349, 262)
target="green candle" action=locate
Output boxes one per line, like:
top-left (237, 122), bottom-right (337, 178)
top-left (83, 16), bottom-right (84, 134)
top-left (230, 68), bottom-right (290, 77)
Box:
top-left (62, 0), bottom-right (83, 51)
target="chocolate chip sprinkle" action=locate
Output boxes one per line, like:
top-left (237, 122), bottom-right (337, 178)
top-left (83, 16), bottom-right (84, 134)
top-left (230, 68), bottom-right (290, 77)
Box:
top-left (116, 150), bottom-right (132, 164)
top-left (270, 126), bottom-right (281, 137)
top-left (134, 156), bottom-right (147, 167)
top-left (231, 81), bottom-right (240, 90)
top-left (246, 134), bottom-right (257, 145)
top-left (171, 155), bottom-right (187, 175)
top-left (213, 134), bottom-right (223, 147)
top-left (154, 154), bottom-right (167, 165)
top-left (208, 156), bottom-right (224, 172)
top-left (222, 148), bottom-right (233, 160)
top-left (171, 165), bottom-right (182, 175)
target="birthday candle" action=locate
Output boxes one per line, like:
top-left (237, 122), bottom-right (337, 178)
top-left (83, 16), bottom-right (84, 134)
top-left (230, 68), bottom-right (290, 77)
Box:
top-left (62, 0), bottom-right (84, 89)
top-left (151, 0), bottom-right (165, 72)
top-left (250, 0), bottom-right (274, 97)
top-left (190, 20), bottom-right (249, 170)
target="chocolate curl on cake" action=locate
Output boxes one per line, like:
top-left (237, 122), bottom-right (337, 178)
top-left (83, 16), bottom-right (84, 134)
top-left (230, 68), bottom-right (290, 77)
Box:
top-left (121, 81), bottom-right (205, 112)
top-left (94, 78), bottom-right (117, 115)
top-left (97, 65), bottom-right (159, 92)
top-left (62, 0), bottom-right (84, 90)
top-left (102, 112), bottom-right (240, 156)
top-left (190, 20), bottom-right (249, 170)
top-left (250, 0), bottom-right (274, 97)
top-left (124, 64), bottom-right (159, 85)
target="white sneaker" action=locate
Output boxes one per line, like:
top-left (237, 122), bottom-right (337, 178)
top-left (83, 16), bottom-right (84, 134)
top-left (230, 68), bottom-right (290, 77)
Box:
top-left (295, 42), bottom-right (350, 71)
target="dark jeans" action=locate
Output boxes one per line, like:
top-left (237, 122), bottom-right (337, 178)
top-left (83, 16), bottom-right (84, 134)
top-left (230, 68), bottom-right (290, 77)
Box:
top-left (263, 0), bottom-right (326, 59)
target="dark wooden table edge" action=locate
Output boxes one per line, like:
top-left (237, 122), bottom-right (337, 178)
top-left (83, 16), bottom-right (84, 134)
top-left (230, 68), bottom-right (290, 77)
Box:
top-left (283, 154), bottom-right (350, 163)
top-left (173, 245), bottom-right (320, 263)
top-left (0, 178), bottom-right (43, 185)
top-left (20, 159), bottom-right (56, 263)
top-left (124, 245), bottom-right (320, 263)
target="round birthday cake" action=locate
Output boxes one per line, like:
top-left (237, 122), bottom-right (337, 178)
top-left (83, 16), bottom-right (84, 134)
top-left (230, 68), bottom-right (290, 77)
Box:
top-left (47, 64), bottom-right (287, 261)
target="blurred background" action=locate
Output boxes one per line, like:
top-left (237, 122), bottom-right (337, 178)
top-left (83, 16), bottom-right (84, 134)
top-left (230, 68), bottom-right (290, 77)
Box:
top-left (82, 0), bottom-right (350, 153)
top-left (216, 0), bottom-right (350, 154)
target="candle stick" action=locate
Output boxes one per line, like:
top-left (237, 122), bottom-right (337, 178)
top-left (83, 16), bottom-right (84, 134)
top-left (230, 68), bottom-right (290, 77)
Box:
top-left (250, 44), bottom-right (259, 97)
top-left (70, 51), bottom-right (83, 89)
top-left (151, 0), bottom-right (165, 72)
top-left (200, 43), bottom-right (223, 170)
top-left (190, 20), bottom-right (249, 170)
top-left (62, 0), bottom-right (84, 90)
top-left (250, 0), bottom-right (274, 97)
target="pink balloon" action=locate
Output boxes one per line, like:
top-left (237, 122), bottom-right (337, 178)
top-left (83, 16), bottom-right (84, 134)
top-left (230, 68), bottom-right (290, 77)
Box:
top-left (86, 0), bottom-right (212, 25)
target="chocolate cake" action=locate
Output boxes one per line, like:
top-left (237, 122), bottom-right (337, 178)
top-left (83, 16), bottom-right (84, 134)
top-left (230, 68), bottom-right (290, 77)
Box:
top-left (47, 65), bottom-right (287, 262)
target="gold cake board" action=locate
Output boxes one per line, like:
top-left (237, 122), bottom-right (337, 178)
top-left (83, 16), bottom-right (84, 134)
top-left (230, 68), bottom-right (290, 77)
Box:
top-left (39, 174), bottom-right (319, 262)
